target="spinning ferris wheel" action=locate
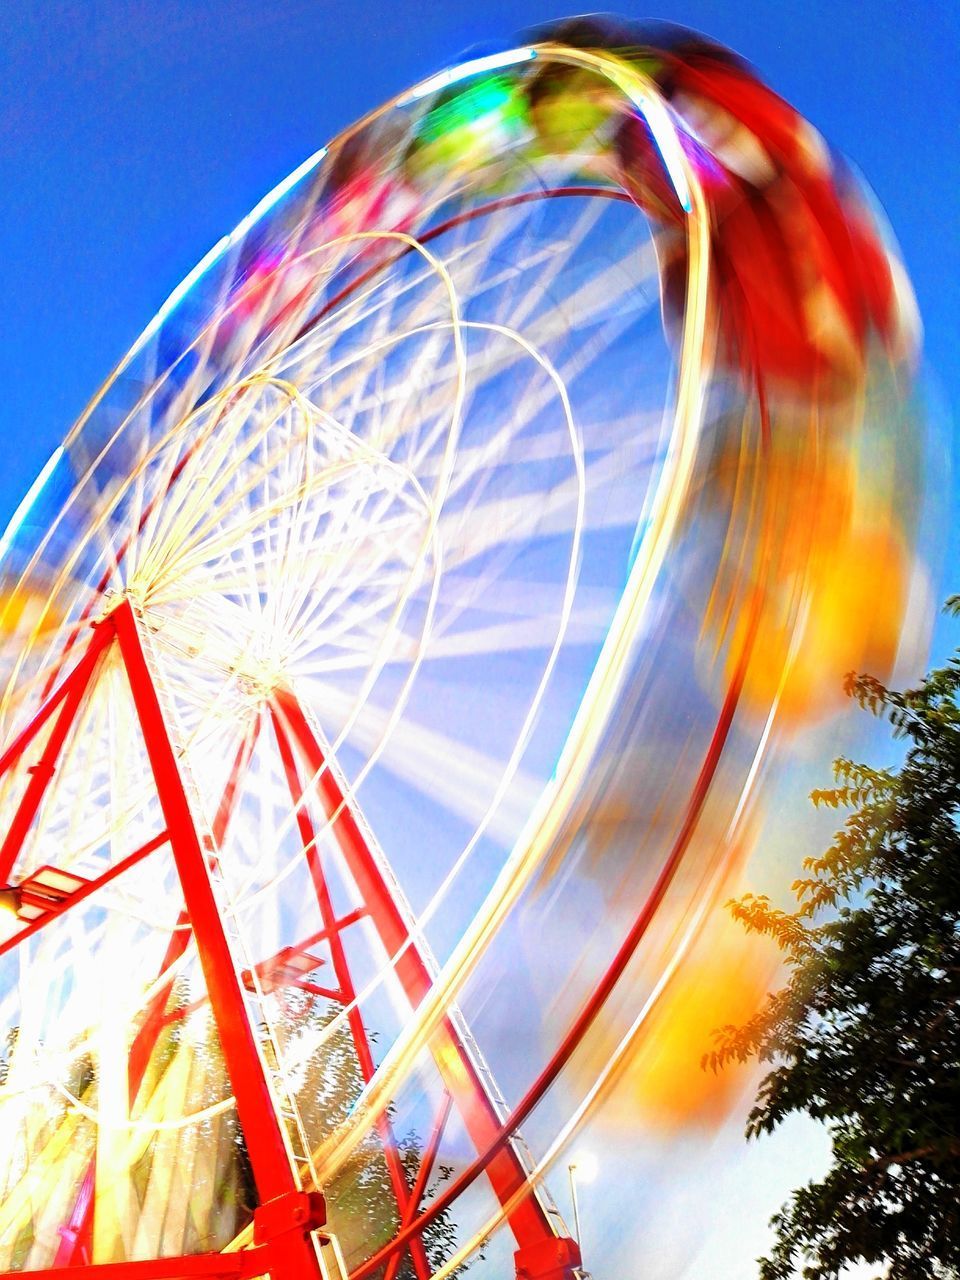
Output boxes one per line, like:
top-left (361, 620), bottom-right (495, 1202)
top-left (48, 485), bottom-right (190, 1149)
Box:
top-left (0, 18), bottom-right (923, 1280)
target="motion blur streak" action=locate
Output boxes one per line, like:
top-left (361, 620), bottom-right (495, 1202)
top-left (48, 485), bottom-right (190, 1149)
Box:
top-left (0, 16), bottom-right (931, 1279)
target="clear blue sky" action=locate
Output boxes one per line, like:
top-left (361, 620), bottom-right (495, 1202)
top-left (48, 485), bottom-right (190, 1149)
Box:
top-left (1, 3), bottom-right (957, 1273)
top-left (2, 1), bottom-right (957, 651)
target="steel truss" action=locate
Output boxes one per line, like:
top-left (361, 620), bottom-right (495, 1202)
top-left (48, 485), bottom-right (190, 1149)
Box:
top-left (0, 599), bottom-right (581, 1280)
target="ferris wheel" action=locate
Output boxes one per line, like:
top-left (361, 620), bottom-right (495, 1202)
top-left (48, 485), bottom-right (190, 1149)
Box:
top-left (0, 18), bottom-right (922, 1280)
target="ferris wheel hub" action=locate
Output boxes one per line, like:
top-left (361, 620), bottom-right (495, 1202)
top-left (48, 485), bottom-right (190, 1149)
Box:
top-left (92, 586), bottom-right (146, 626)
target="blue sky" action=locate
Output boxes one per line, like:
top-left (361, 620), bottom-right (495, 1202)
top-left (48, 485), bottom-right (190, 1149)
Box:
top-left (1, 2), bottom-right (957, 1274)
top-left (2, 1), bottom-right (957, 647)
top-left (2, 2), bottom-right (956, 525)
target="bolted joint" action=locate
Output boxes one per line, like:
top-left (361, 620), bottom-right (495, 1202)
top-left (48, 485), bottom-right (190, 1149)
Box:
top-left (253, 1190), bottom-right (327, 1245)
top-left (26, 760), bottom-right (57, 780)
top-left (515, 1235), bottom-right (583, 1280)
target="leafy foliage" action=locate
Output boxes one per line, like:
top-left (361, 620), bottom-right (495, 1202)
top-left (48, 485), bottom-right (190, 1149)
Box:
top-left (245, 990), bottom-right (472, 1277)
top-left (0, 972), bottom-right (470, 1269)
top-left (706, 598), bottom-right (960, 1279)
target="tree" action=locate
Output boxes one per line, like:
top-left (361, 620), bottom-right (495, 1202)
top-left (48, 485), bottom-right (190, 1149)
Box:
top-left (249, 989), bottom-right (473, 1278)
top-left (0, 983), bottom-right (471, 1273)
top-left (706, 597), bottom-right (960, 1279)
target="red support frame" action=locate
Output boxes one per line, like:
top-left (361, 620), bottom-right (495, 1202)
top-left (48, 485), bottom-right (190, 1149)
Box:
top-left (128, 722), bottom-right (262, 1099)
top-left (271, 705), bottom-right (434, 1280)
top-left (0, 832), bottom-right (169, 962)
top-left (0, 608), bottom-right (328, 1277)
top-left (0, 604), bottom-right (581, 1280)
top-left (0, 624), bottom-right (113, 784)
top-left (382, 1091), bottom-right (454, 1280)
top-left (53, 725), bottom-right (263, 1268)
top-left (0, 621), bottom-right (112, 883)
top-left (112, 600), bottom-right (326, 1280)
top-left (271, 687), bottom-right (580, 1276)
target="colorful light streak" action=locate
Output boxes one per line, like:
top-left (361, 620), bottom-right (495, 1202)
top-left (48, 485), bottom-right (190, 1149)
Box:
top-left (132, 145), bottom-right (328, 353)
top-left (396, 47), bottom-right (537, 107)
top-left (0, 445), bottom-right (64, 564)
top-left (628, 90), bottom-right (694, 213)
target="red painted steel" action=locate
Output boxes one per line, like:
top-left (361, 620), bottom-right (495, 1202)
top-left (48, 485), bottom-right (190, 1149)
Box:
top-left (0, 623), bottom-right (111, 882)
top-left (53, 728), bottom-right (262, 1267)
top-left (252, 1191), bottom-right (326, 1243)
top-left (271, 706), bottom-right (433, 1280)
top-left (271, 687), bottom-right (566, 1258)
top-left (0, 622), bottom-right (114, 783)
top-left (112, 600), bottom-right (324, 1280)
top-left (0, 606), bottom-right (585, 1278)
top-left (382, 1091), bottom-right (454, 1280)
top-left (6, 1252), bottom-right (267, 1279)
top-left (515, 1238), bottom-right (585, 1280)
top-left (0, 831), bottom-right (169, 962)
top-left (128, 724), bottom-right (261, 1096)
top-left (0, 629), bottom-right (186, 1271)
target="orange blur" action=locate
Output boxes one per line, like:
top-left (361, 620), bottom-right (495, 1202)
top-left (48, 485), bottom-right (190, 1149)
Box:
top-left (0, 578), bottom-right (64, 641)
top-left (696, 433), bottom-right (910, 726)
top-left (623, 899), bottom-right (777, 1130)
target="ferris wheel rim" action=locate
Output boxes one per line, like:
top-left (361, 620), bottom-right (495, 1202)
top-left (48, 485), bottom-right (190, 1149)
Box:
top-left (0, 36), bottom-right (717, 1276)
top-left (1, 42), bottom-right (710, 728)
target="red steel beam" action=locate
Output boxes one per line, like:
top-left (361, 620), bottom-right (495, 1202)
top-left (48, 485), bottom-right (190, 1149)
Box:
top-left (382, 1090), bottom-right (454, 1280)
top-left (0, 829), bottom-right (169, 962)
top-left (271, 686), bottom-right (561, 1255)
top-left (52, 725), bottom-right (262, 1268)
top-left (295, 905), bottom-right (369, 952)
top-left (0, 622), bottom-right (114, 782)
top-left (0, 621), bottom-right (120, 1265)
top-left (129, 721), bottom-right (262, 1096)
top-left (7, 1250), bottom-right (267, 1279)
top-left (0, 622), bottom-right (113, 882)
top-left (287, 979), bottom-right (343, 1001)
top-left (113, 600), bottom-right (323, 1280)
top-left (270, 706), bottom-right (433, 1280)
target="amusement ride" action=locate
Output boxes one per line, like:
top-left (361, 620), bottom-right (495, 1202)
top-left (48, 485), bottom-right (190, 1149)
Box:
top-left (0, 18), bottom-right (926, 1280)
